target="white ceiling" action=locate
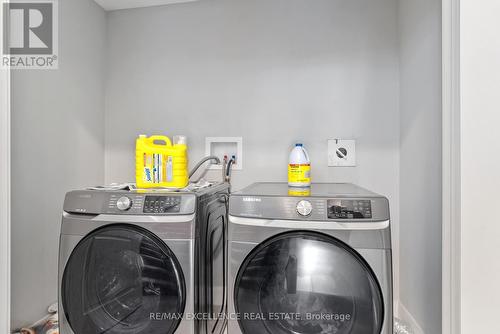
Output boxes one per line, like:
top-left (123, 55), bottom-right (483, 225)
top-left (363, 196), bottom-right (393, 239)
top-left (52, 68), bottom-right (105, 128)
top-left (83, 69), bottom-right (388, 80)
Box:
top-left (94, 0), bottom-right (199, 11)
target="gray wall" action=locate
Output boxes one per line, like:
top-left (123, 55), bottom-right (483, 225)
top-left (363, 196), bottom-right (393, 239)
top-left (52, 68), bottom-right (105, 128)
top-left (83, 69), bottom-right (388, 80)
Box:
top-left (105, 1), bottom-right (401, 275)
top-left (10, 0), bottom-right (106, 328)
top-left (399, 0), bottom-right (442, 333)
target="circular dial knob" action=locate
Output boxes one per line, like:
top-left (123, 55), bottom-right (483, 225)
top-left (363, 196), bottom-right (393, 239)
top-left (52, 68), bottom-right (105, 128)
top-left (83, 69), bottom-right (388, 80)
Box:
top-left (296, 200), bottom-right (313, 216)
top-left (116, 196), bottom-right (132, 211)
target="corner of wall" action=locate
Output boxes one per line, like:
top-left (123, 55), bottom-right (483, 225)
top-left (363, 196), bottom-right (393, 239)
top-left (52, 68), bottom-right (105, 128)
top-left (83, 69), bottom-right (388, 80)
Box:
top-left (398, 302), bottom-right (426, 334)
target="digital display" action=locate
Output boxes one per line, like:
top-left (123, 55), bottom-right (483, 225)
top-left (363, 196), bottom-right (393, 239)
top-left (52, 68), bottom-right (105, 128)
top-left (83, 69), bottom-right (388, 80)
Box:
top-left (143, 196), bottom-right (181, 213)
top-left (327, 199), bottom-right (372, 219)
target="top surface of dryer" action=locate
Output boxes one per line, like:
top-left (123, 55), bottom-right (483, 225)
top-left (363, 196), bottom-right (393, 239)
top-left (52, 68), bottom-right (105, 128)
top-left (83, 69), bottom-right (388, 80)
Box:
top-left (232, 182), bottom-right (381, 197)
top-left (230, 182), bottom-right (389, 222)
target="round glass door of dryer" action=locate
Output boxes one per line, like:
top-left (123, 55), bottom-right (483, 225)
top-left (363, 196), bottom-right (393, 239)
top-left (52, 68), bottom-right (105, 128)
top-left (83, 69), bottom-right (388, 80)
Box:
top-left (234, 231), bottom-right (384, 334)
top-left (62, 224), bottom-right (186, 334)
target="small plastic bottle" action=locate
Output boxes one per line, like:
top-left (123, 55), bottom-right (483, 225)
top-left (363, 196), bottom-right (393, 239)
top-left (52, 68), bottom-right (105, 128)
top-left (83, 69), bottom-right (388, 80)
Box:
top-left (288, 143), bottom-right (311, 187)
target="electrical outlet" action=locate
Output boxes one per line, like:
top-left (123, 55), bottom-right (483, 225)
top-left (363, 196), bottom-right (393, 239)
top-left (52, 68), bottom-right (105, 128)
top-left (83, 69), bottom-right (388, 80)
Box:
top-left (205, 137), bottom-right (243, 170)
top-left (328, 139), bottom-right (356, 167)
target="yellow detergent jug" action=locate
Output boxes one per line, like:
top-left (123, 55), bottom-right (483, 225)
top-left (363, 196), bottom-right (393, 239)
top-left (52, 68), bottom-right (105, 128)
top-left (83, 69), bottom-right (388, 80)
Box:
top-left (136, 135), bottom-right (189, 189)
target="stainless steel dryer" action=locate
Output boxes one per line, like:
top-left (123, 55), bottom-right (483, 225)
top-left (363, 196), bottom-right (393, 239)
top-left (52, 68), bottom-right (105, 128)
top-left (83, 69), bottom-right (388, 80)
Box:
top-left (228, 182), bottom-right (393, 334)
top-left (58, 182), bottom-right (229, 334)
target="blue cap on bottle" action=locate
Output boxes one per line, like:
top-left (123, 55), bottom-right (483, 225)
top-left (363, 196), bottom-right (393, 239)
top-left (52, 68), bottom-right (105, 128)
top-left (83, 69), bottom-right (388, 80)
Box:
top-left (295, 143), bottom-right (303, 147)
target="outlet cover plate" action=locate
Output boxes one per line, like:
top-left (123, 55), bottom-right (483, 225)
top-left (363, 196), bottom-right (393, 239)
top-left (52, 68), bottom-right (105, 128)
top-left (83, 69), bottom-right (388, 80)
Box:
top-left (205, 137), bottom-right (243, 170)
top-left (328, 139), bottom-right (356, 167)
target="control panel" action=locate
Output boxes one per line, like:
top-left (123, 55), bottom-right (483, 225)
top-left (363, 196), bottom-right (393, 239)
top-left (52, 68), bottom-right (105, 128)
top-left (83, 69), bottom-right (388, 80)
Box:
top-left (63, 190), bottom-right (197, 216)
top-left (327, 199), bottom-right (372, 219)
top-left (230, 196), bottom-right (389, 222)
top-left (143, 196), bottom-right (181, 214)
top-left (104, 193), bottom-right (194, 215)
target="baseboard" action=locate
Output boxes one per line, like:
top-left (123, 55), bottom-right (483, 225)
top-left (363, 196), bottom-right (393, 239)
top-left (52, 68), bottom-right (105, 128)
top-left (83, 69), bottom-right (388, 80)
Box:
top-left (397, 302), bottom-right (425, 334)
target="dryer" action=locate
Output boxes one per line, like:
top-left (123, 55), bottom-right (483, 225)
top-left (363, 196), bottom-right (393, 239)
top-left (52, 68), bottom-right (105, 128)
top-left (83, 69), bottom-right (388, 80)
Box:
top-left (58, 182), bottom-right (229, 334)
top-left (228, 182), bottom-right (393, 334)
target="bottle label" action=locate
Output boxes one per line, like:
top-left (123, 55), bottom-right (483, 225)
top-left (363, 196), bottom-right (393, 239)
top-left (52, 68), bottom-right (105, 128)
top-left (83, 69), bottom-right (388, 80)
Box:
top-left (288, 187), bottom-right (311, 197)
top-left (288, 164), bottom-right (311, 184)
top-left (143, 153), bottom-right (170, 184)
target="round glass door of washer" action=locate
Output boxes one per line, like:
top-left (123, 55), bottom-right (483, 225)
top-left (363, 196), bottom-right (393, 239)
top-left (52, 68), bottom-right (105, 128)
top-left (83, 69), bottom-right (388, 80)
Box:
top-left (62, 224), bottom-right (186, 334)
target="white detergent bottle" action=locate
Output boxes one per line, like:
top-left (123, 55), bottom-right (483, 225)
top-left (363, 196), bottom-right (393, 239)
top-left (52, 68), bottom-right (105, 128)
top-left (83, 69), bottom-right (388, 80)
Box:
top-left (288, 143), bottom-right (311, 187)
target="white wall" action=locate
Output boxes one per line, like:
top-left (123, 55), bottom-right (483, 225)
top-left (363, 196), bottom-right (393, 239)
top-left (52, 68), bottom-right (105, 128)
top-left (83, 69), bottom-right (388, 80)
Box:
top-left (460, 1), bottom-right (500, 332)
top-left (398, 0), bottom-right (442, 333)
top-left (105, 1), bottom-right (401, 286)
top-left (10, 0), bottom-right (106, 328)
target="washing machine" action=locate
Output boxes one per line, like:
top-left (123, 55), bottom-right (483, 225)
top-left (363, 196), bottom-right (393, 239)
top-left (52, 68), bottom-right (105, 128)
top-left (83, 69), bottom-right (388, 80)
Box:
top-left (58, 182), bottom-right (229, 334)
top-left (228, 182), bottom-right (393, 334)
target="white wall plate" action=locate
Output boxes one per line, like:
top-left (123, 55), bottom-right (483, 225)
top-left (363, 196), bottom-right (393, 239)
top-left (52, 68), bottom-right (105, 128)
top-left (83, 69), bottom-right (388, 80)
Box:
top-left (328, 139), bottom-right (356, 167)
top-left (205, 137), bottom-right (243, 170)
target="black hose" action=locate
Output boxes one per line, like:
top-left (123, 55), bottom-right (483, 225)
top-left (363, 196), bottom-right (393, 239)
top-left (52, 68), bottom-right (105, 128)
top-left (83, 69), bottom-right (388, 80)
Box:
top-left (226, 159), bottom-right (235, 177)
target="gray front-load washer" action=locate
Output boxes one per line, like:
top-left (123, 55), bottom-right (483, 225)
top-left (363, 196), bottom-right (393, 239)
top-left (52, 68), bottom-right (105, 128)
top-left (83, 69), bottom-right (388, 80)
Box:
top-left (59, 182), bottom-right (229, 334)
top-left (228, 182), bottom-right (393, 334)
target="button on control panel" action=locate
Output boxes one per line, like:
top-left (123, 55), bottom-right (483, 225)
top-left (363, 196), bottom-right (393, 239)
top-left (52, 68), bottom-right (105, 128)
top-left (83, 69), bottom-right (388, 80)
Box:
top-left (116, 196), bottom-right (132, 211)
top-left (143, 196), bottom-right (181, 214)
top-left (108, 194), bottom-right (144, 212)
top-left (296, 200), bottom-right (313, 216)
top-left (278, 198), bottom-right (326, 219)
